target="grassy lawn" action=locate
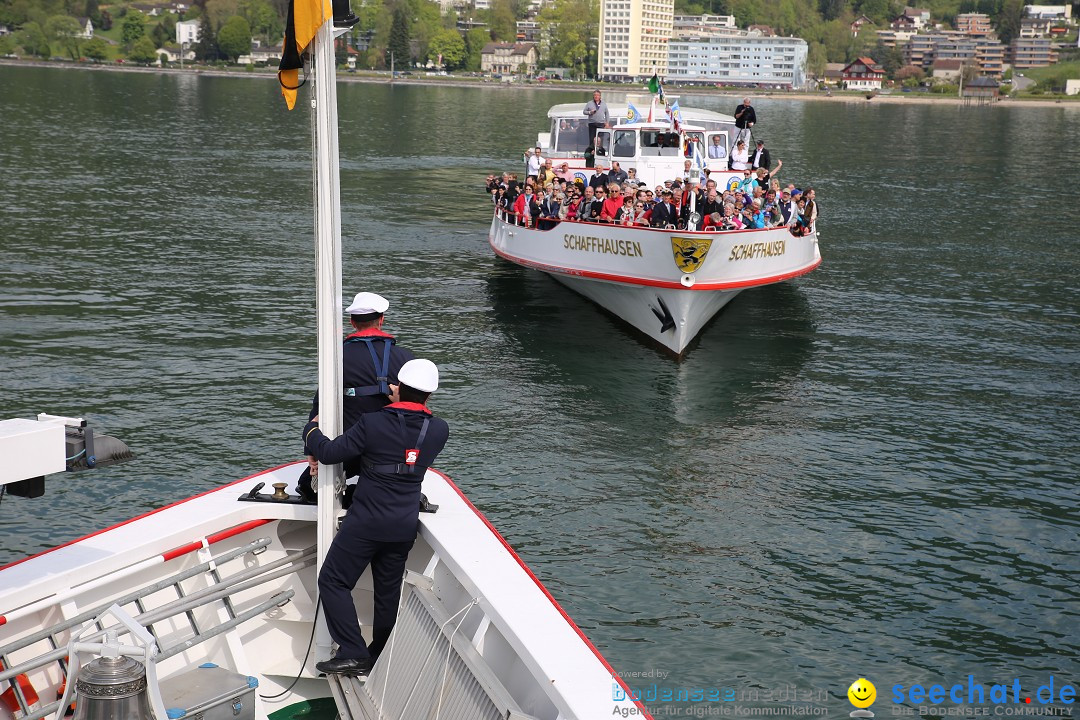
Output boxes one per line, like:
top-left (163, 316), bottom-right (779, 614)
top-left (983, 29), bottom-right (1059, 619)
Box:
top-left (1019, 59), bottom-right (1080, 91)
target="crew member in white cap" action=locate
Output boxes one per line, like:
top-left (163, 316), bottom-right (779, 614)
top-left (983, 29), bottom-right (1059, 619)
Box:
top-left (297, 291), bottom-right (415, 501)
top-left (304, 359), bottom-right (449, 677)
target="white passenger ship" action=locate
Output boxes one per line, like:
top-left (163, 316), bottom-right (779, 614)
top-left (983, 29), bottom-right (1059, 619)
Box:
top-left (488, 98), bottom-right (822, 356)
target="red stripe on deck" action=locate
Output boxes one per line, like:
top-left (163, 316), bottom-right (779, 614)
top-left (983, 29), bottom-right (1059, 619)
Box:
top-left (0, 463), bottom-right (299, 572)
top-left (430, 468), bottom-right (654, 719)
top-left (160, 519), bottom-right (272, 562)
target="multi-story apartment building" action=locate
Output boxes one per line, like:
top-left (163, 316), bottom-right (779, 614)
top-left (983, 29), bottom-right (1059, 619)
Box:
top-left (955, 13), bottom-right (993, 36)
top-left (597, 0), bottom-right (673, 80)
top-left (902, 33), bottom-right (939, 65)
top-left (1010, 36), bottom-right (1058, 67)
top-left (672, 13), bottom-right (735, 33)
top-left (876, 29), bottom-right (915, 47)
top-left (902, 32), bottom-right (1004, 78)
top-left (1023, 4), bottom-right (1072, 20)
top-left (516, 20), bottom-right (541, 43)
top-left (666, 32), bottom-right (807, 88)
top-left (975, 40), bottom-right (1004, 77)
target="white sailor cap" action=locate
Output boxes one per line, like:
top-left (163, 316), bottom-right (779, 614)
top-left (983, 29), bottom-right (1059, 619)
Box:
top-left (345, 292), bottom-right (389, 316)
top-left (398, 359), bottom-right (439, 393)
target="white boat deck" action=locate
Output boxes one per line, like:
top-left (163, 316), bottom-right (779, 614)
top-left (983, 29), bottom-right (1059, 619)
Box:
top-left (0, 463), bottom-right (650, 720)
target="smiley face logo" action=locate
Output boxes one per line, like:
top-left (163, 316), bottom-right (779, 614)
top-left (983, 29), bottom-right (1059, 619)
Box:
top-left (848, 678), bottom-right (876, 709)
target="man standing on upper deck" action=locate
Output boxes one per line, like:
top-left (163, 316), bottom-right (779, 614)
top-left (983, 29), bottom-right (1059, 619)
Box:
top-left (733, 97), bottom-right (756, 146)
top-left (583, 90), bottom-right (610, 150)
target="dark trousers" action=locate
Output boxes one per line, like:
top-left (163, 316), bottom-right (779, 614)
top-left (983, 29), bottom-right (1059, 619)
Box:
top-left (318, 513), bottom-right (414, 660)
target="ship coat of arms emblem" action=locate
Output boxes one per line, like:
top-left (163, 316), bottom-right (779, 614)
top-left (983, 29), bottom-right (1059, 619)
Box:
top-left (670, 236), bottom-right (714, 273)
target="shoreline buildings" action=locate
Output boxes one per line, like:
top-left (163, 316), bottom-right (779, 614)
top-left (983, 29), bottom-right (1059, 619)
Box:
top-left (598, 6), bottom-right (808, 88)
top-left (597, 0), bottom-right (673, 81)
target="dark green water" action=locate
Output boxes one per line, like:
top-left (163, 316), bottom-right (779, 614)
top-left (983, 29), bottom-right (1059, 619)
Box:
top-left (1, 66), bottom-right (1078, 714)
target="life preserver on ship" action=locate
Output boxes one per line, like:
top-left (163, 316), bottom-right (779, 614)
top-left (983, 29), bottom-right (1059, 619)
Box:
top-left (343, 336), bottom-right (394, 397)
top-left (361, 413), bottom-right (431, 479)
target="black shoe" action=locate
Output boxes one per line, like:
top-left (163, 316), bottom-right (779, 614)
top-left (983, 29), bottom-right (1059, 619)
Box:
top-left (316, 656), bottom-right (374, 676)
top-left (333, 12), bottom-right (359, 27)
top-left (295, 467), bottom-right (317, 503)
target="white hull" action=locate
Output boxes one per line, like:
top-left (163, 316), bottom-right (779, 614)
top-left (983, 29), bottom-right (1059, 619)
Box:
top-left (0, 463), bottom-right (650, 720)
top-left (488, 211), bottom-right (821, 355)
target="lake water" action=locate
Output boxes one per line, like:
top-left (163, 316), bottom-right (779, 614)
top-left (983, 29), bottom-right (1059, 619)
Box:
top-left (1, 65), bottom-right (1078, 716)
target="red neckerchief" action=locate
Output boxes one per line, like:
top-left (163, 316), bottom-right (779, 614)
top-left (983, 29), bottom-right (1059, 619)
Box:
top-left (385, 402), bottom-right (432, 415)
top-left (346, 328), bottom-right (394, 340)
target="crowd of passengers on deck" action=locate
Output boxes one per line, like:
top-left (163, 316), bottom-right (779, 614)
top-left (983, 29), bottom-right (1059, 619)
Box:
top-left (485, 153), bottom-right (817, 236)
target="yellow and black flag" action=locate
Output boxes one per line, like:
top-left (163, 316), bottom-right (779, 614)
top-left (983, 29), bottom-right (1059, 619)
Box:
top-left (278, 0), bottom-right (331, 110)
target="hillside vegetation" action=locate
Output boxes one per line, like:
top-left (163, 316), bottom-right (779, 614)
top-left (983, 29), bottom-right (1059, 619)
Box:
top-left (0, 0), bottom-right (1075, 75)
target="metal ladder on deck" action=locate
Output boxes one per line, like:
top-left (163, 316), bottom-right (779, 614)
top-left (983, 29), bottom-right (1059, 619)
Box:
top-left (325, 573), bottom-right (539, 720)
top-left (0, 537), bottom-right (313, 720)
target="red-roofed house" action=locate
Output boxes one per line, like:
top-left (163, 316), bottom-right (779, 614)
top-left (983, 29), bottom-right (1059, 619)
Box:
top-left (851, 15), bottom-right (874, 35)
top-left (842, 57), bottom-right (886, 90)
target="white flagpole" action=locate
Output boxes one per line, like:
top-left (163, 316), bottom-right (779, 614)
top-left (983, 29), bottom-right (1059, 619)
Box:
top-left (312, 15), bottom-right (344, 663)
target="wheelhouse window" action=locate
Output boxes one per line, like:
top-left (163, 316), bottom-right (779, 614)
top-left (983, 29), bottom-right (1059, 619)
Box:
top-left (594, 129), bottom-right (612, 157)
top-left (554, 118), bottom-right (588, 152)
top-left (612, 129), bottom-right (636, 157)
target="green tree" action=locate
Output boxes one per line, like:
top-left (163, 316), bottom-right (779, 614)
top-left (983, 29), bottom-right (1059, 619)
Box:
top-left (463, 26), bottom-right (490, 71)
top-left (856, 0), bottom-right (889, 22)
top-left (818, 0), bottom-right (849, 21)
top-left (406, 0), bottom-right (441, 62)
top-left (0, 35), bottom-right (16, 55)
top-left (807, 40), bottom-right (827, 78)
top-left (129, 35), bottom-right (156, 62)
top-left (85, 0), bottom-right (100, 25)
top-left (45, 14), bottom-right (84, 59)
top-left (869, 40), bottom-right (902, 75)
top-left (994, 0), bottom-right (1023, 44)
top-left (151, 22), bottom-right (168, 47)
top-left (205, 0), bottom-right (240, 33)
top-left (427, 27), bottom-right (464, 68)
top-left (216, 14), bottom-right (251, 60)
top-left (195, 14), bottom-right (219, 60)
top-left (17, 21), bottom-right (51, 57)
top-left (239, 0), bottom-right (278, 42)
top-left (488, 0), bottom-right (516, 40)
top-left (121, 10), bottom-right (147, 48)
top-left (776, 0), bottom-right (798, 34)
top-left (387, 5), bottom-right (410, 65)
top-left (83, 35), bottom-right (108, 59)
top-left (538, 0), bottom-right (598, 77)
top-left (820, 18), bottom-right (853, 62)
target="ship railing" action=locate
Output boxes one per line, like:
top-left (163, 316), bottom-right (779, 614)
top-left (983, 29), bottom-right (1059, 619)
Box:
top-left (494, 205), bottom-right (817, 238)
top-left (0, 534), bottom-right (312, 720)
top-left (327, 572), bottom-right (539, 720)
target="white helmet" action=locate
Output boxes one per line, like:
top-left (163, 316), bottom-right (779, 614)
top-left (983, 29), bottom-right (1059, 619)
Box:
top-left (398, 359), bottom-right (439, 393)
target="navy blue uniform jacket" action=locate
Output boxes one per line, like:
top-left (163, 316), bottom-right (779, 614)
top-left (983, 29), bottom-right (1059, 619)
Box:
top-left (306, 329), bottom-right (415, 450)
top-left (304, 402), bottom-right (449, 542)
